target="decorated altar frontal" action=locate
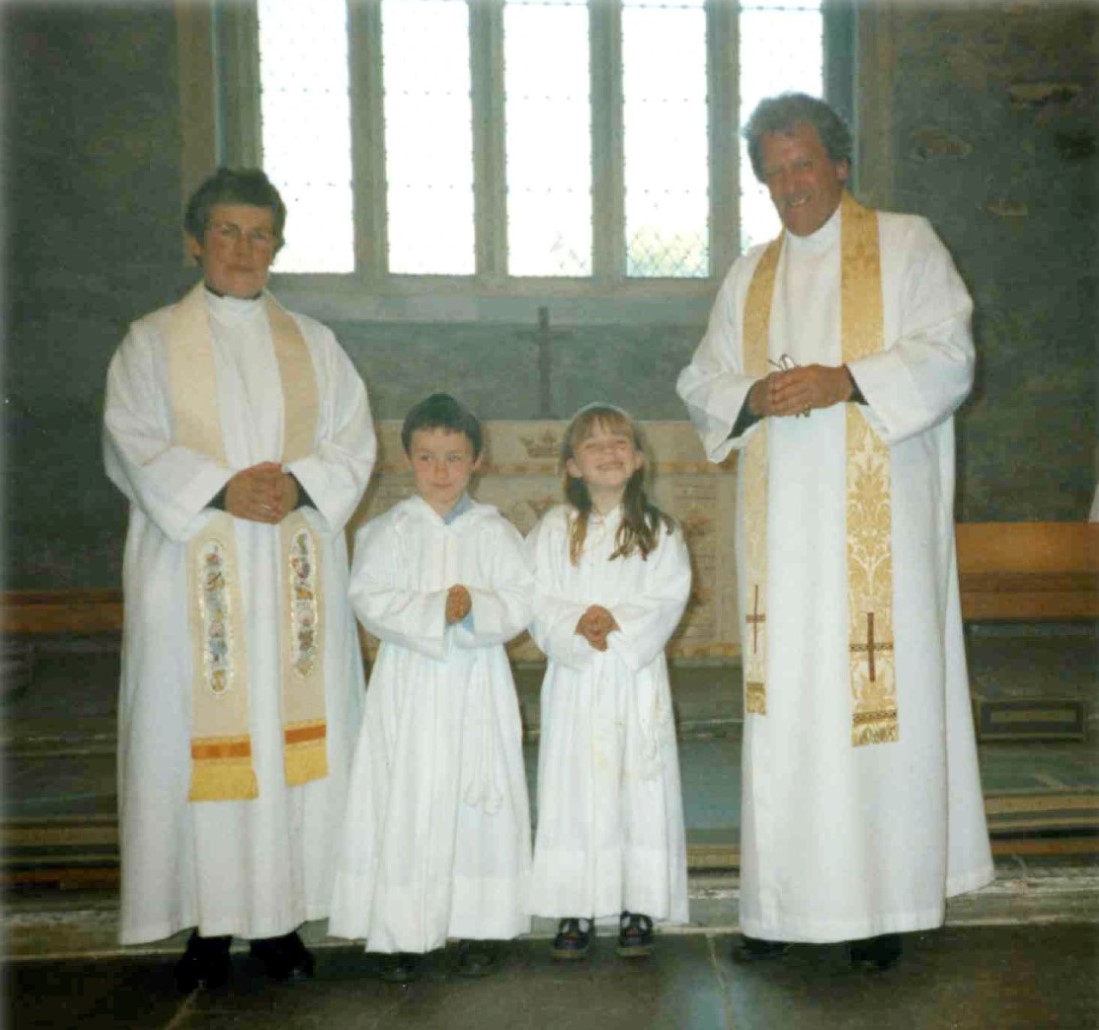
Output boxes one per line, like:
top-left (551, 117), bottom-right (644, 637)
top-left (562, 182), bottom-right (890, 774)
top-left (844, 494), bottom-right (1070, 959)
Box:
top-left (350, 421), bottom-right (740, 663)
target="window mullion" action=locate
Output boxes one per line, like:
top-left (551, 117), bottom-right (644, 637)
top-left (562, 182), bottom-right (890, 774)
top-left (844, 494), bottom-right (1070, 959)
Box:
top-left (214, 0), bottom-right (262, 166)
top-left (707, 0), bottom-right (739, 279)
top-left (470, 0), bottom-right (507, 282)
top-left (348, 0), bottom-right (387, 280)
top-left (822, 0), bottom-right (857, 191)
top-left (590, 0), bottom-right (624, 285)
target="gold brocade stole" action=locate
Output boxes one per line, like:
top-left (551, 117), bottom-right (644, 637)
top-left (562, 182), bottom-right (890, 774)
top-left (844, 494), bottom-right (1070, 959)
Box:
top-left (741, 193), bottom-right (899, 746)
top-left (168, 282), bottom-right (329, 802)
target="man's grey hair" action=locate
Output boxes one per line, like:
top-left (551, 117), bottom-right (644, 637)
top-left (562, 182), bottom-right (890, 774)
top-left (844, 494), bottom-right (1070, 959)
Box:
top-left (743, 93), bottom-right (853, 183)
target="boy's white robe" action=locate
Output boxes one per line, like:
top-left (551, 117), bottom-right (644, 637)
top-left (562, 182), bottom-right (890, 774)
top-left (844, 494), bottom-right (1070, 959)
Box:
top-left (676, 205), bottom-right (994, 942)
top-left (103, 289), bottom-right (375, 945)
top-left (329, 496), bottom-right (533, 952)
top-left (527, 505), bottom-right (691, 923)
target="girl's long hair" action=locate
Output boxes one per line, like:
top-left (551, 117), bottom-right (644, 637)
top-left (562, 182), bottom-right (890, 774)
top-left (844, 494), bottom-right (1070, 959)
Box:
top-left (561, 404), bottom-right (675, 566)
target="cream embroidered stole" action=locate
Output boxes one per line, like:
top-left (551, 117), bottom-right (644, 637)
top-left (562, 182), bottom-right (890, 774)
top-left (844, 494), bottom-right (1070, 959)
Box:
top-left (168, 282), bottom-right (329, 801)
top-left (741, 193), bottom-right (899, 746)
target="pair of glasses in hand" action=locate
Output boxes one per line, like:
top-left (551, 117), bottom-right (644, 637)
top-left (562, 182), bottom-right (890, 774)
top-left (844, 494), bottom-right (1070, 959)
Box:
top-left (767, 354), bottom-right (810, 417)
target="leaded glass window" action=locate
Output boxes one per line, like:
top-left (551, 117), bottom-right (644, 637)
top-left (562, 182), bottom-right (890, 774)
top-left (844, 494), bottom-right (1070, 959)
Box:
top-left (256, 0), bottom-right (354, 272)
top-left (622, 0), bottom-right (708, 278)
top-left (504, 0), bottom-right (592, 277)
top-left (247, 0), bottom-right (825, 285)
top-left (383, 0), bottom-right (476, 274)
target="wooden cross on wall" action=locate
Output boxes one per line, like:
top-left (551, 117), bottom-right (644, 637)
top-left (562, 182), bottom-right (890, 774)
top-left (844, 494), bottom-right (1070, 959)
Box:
top-left (516, 306), bottom-right (571, 419)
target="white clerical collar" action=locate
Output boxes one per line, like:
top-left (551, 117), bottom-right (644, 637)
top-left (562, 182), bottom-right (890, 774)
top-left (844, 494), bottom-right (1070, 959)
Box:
top-left (204, 285), bottom-right (265, 324)
top-left (786, 200), bottom-right (842, 255)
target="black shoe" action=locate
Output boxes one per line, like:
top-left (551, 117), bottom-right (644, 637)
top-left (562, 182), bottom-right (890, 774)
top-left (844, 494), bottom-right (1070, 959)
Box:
top-left (377, 952), bottom-right (421, 983)
top-left (849, 933), bottom-right (902, 971)
top-left (551, 917), bottom-right (592, 961)
top-left (455, 939), bottom-right (498, 977)
top-left (733, 934), bottom-right (790, 963)
top-left (616, 912), bottom-right (654, 958)
top-left (175, 931), bottom-right (232, 992)
top-left (249, 931), bottom-right (316, 983)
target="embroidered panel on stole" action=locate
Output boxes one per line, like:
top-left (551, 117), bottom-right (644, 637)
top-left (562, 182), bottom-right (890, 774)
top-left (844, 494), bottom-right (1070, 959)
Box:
top-left (168, 282), bottom-right (328, 801)
top-left (741, 193), bottom-right (898, 746)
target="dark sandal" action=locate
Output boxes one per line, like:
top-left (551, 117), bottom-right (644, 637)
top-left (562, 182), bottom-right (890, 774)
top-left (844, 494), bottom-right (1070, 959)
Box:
top-left (552, 917), bottom-right (592, 960)
top-left (616, 912), bottom-right (654, 958)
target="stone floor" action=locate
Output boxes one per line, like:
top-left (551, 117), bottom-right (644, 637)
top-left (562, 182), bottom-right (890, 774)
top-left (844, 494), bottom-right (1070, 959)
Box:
top-left (7, 925), bottom-right (1099, 1029)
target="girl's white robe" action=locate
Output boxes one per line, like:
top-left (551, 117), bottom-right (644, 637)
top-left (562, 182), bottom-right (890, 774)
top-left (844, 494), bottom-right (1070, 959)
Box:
top-left (103, 289), bottom-right (375, 945)
top-left (329, 496), bottom-right (533, 952)
top-left (677, 205), bottom-right (995, 942)
top-left (527, 505), bottom-right (691, 923)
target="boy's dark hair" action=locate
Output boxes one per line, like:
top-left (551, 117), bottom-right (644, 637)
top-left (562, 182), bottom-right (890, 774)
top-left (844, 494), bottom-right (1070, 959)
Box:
top-left (184, 167), bottom-right (287, 252)
top-left (401, 393), bottom-right (484, 458)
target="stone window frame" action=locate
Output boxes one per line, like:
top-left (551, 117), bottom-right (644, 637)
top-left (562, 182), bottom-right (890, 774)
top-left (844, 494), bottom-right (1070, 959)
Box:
top-left (177, 0), bottom-right (865, 326)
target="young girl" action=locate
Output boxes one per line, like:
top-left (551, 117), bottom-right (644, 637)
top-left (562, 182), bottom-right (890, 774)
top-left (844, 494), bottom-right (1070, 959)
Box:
top-left (527, 403), bottom-right (691, 960)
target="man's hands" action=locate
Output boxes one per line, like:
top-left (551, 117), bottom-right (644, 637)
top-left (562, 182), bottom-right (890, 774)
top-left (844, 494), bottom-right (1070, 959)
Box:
top-left (748, 364), bottom-right (853, 419)
top-left (575, 604), bottom-right (620, 652)
top-left (224, 462), bottom-right (300, 524)
top-left (446, 585), bottom-right (472, 625)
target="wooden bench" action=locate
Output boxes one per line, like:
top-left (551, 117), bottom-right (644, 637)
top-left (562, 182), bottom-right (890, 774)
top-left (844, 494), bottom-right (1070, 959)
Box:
top-left (1, 589), bottom-right (123, 635)
top-left (956, 522), bottom-right (1098, 622)
top-left (3, 523), bottom-right (1096, 636)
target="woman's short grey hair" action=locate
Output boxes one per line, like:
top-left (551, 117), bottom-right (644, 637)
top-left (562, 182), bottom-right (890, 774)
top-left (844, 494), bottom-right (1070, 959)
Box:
top-left (183, 168), bottom-right (287, 252)
top-left (743, 93), bottom-right (852, 183)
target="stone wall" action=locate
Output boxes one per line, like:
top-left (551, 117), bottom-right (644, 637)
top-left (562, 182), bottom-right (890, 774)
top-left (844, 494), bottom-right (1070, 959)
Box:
top-left (882, 4), bottom-right (1098, 520)
top-left (2, 1), bottom-right (1096, 590)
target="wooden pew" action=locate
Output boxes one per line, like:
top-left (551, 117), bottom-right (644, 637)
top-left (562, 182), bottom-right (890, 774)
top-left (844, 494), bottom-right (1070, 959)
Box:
top-left (956, 522), bottom-right (1098, 622)
top-left (3, 523), bottom-right (1096, 635)
top-left (1, 589), bottom-right (123, 635)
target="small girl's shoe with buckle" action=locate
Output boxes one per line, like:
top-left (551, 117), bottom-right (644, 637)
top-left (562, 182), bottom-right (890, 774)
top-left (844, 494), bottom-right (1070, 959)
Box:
top-left (616, 912), bottom-right (654, 958)
top-left (552, 917), bottom-right (592, 960)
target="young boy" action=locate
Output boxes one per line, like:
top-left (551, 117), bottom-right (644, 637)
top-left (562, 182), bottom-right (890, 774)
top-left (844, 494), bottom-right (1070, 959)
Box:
top-left (328, 393), bottom-right (533, 981)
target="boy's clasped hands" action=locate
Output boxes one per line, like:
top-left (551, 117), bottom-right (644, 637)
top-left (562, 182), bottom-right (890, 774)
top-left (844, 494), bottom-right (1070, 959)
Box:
top-left (575, 604), bottom-right (619, 652)
top-left (446, 584), bottom-right (472, 624)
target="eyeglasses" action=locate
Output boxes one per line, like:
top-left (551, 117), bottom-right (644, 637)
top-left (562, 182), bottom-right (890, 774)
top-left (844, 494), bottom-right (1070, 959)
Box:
top-left (211, 222), bottom-right (276, 248)
top-left (768, 353), bottom-right (798, 372)
top-left (768, 353), bottom-right (810, 418)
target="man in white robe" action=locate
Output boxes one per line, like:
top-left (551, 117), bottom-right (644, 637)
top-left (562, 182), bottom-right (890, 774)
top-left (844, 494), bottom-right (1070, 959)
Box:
top-left (677, 94), bottom-right (993, 969)
top-left (103, 168), bottom-right (376, 989)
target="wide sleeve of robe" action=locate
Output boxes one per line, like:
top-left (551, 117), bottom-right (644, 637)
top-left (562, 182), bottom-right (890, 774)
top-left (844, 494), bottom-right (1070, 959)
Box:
top-left (847, 216), bottom-right (975, 446)
top-left (283, 316), bottom-right (376, 536)
top-left (604, 523), bottom-right (692, 672)
top-left (526, 507), bottom-right (598, 671)
top-left (348, 509), bottom-right (449, 662)
top-left (103, 318), bottom-right (232, 543)
top-left (453, 517), bottom-right (534, 650)
top-left (675, 245), bottom-right (770, 463)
